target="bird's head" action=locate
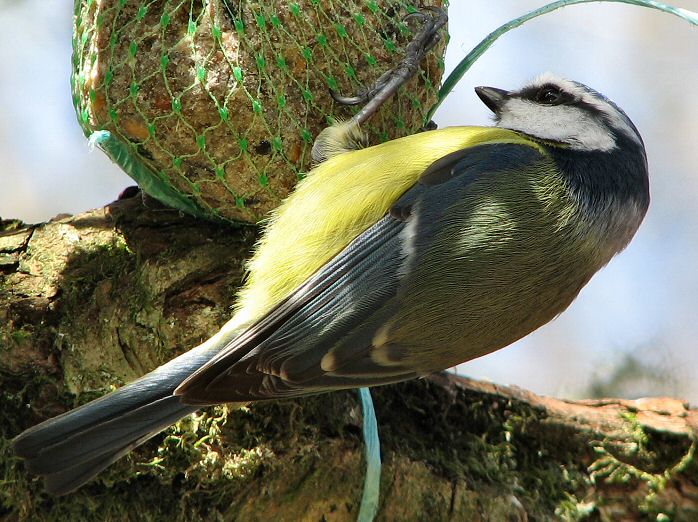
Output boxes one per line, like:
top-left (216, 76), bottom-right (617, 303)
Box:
top-left (475, 73), bottom-right (645, 154)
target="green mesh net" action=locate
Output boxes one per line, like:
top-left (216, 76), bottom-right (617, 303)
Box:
top-left (72, 0), bottom-right (449, 223)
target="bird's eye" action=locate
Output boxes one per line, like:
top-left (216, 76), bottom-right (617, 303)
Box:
top-left (536, 87), bottom-right (562, 105)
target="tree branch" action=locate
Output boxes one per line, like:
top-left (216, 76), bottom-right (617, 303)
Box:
top-left (2, 195), bottom-right (697, 520)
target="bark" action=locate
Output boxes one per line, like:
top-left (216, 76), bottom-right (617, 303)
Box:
top-left (1, 194), bottom-right (697, 521)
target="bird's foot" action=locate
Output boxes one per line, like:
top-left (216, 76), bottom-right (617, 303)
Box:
top-left (331, 7), bottom-right (448, 126)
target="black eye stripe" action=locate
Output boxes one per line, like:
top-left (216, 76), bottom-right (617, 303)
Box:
top-left (519, 84), bottom-right (574, 106)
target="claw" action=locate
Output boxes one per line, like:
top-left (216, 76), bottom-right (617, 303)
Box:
top-left (330, 67), bottom-right (397, 107)
top-left (329, 90), bottom-right (367, 106)
top-left (403, 6), bottom-right (448, 56)
top-left (330, 7), bottom-right (448, 126)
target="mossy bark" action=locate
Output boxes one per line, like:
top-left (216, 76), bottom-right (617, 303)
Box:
top-left (1, 194), bottom-right (697, 521)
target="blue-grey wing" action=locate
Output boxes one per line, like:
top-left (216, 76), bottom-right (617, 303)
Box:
top-left (176, 143), bottom-right (543, 404)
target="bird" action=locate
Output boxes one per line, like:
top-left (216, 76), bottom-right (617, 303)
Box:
top-left (12, 73), bottom-right (650, 495)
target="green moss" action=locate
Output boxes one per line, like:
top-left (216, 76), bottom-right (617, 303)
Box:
top-left (0, 219), bottom-right (24, 233)
top-left (0, 369), bottom-right (76, 519)
top-left (581, 409), bottom-right (698, 520)
top-left (9, 328), bottom-right (33, 344)
top-left (370, 379), bottom-right (593, 518)
top-left (60, 237), bottom-right (134, 306)
top-left (55, 238), bottom-right (152, 393)
top-left (5, 374), bottom-right (697, 520)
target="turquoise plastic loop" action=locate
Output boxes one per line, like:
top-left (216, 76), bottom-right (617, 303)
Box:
top-left (357, 387), bottom-right (381, 522)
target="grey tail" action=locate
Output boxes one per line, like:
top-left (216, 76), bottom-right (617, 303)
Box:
top-left (11, 342), bottom-right (221, 496)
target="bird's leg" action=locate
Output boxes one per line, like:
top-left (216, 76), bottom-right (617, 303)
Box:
top-left (311, 7), bottom-right (447, 164)
top-left (333, 7), bottom-right (448, 126)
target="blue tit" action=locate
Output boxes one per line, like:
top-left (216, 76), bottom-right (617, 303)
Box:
top-left (13, 73), bottom-right (650, 495)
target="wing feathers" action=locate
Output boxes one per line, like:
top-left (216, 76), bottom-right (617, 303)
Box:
top-left (177, 142), bottom-right (544, 404)
top-left (176, 215), bottom-right (407, 403)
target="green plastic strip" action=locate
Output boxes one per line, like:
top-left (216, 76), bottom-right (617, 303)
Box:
top-left (357, 387), bottom-right (381, 522)
top-left (427, 0), bottom-right (698, 122)
top-left (89, 131), bottom-right (214, 221)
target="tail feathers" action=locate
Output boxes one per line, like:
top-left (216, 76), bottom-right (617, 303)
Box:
top-left (25, 396), bottom-right (196, 476)
top-left (12, 341), bottom-right (221, 495)
top-left (14, 377), bottom-right (183, 460)
top-left (41, 399), bottom-right (197, 496)
top-left (43, 440), bottom-right (142, 497)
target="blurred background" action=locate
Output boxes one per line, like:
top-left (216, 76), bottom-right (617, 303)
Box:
top-left (1, 0), bottom-right (697, 402)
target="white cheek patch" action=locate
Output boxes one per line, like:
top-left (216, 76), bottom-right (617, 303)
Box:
top-left (497, 99), bottom-right (617, 152)
top-left (526, 73), bottom-right (643, 148)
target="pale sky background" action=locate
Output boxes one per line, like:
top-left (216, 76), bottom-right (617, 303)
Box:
top-left (1, 1), bottom-right (697, 401)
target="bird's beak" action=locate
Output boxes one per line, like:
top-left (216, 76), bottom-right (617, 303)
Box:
top-left (474, 86), bottom-right (511, 115)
